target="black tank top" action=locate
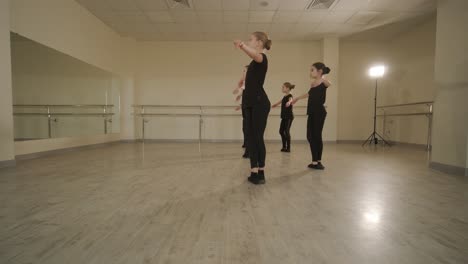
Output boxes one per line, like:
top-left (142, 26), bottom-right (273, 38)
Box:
top-left (242, 53), bottom-right (269, 107)
top-left (281, 94), bottom-right (293, 119)
top-left (307, 82), bottom-right (327, 114)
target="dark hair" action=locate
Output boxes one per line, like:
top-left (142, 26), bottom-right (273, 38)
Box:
top-left (252, 31), bottom-right (272, 50)
top-left (283, 82), bottom-right (295, 90)
top-left (312, 62), bottom-right (331, 75)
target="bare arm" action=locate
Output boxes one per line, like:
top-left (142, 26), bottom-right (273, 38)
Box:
top-left (288, 93), bottom-right (308, 107)
top-left (234, 40), bottom-right (263, 63)
top-left (271, 99), bottom-right (282, 108)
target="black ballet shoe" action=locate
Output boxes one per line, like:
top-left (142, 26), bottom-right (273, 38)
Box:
top-left (280, 148), bottom-right (287, 152)
top-left (308, 163), bottom-right (325, 170)
top-left (315, 162), bottom-right (325, 170)
top-left (248, 172), bottom-right (257, 182)
top-left (248, 171), bottom-right (265, 185)
top-left (285, 148), bottom-right (290, 153)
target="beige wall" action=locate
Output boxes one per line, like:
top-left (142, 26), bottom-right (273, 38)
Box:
top-left (338, 18), bottom-right (436, 145)
top-left (431, 0), bottom-right (468, 170)
top-left (322, 38), bottom-right (339, 141)
top-left (6, 0), bottom-right (136, 156)
top-left (133, 41), bottom-right (324, 141)
top-left (0, 0), bottom-right (15, 163)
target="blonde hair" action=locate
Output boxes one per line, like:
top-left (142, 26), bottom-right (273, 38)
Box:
top-left (252, 32), bottom-right (272, 50)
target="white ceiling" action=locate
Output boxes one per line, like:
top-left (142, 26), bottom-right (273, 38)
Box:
top-left (75, 0), bottom-right (437, 41)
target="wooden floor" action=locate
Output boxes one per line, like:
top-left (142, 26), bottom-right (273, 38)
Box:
top-left (0, 142), bottom-right (467, 264)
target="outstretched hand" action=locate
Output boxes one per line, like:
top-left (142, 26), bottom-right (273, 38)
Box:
top-left (233, 40), bottom-right (242, 49)
top-left (236, 95), bottom-right (242, 101)
top-left (235, 106), bottom-right (241, 111)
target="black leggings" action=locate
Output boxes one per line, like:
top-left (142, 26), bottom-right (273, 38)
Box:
top-left (279, 118), bottom-right (293, 149)
top-left (242, 108), bottom-right (248, 148)
top-left (244, 101), bottom-right (271, 168)
top-left (307, 111), bottom-right (327, 162)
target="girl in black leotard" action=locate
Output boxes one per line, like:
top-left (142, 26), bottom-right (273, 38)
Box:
top-left (272, 82), bottom-right (295, 152)
top-left (289, 62), bottom-right (331, 170)
top-left (233, 65), bottom-right (250, 158)
top-left (234, 32), bottom-right (272, 185)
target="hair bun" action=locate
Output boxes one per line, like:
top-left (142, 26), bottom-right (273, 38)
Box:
top-left (265, 39), bottom-right (272, 50)
top-left (324, 67), bottom-right (331, 74)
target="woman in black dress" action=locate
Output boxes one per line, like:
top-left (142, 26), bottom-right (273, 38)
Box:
top-left (289, 62), bottom-right (331, 170)
top-left (234, 32), bottom-right (272, 185)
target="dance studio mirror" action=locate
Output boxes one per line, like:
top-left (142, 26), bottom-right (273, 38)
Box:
top-left (10, 33), bottom-right (121, 141)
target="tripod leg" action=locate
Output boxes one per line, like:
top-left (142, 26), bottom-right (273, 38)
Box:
top-left (375, 132), bottom-right (391, 146)
top-left (362, 133), bottom-right (374, 146)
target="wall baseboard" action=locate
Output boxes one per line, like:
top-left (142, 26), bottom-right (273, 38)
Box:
top-left (429, 162), bottom-right (468, 177)
top-left (0, 159), bottom-right (16, 169)
top-left (124, 139), bottom-right (334, 144)
top-left (15, 140), bottom-right (121, 161)
top-left (337, 140), bottom-right (429, 150)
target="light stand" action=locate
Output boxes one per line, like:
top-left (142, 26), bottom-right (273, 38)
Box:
top-left (362, 66), bottom-right (391, 147)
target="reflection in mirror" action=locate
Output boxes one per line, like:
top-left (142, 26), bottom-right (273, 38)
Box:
top-left (10, 32), bottom-right (120, 141)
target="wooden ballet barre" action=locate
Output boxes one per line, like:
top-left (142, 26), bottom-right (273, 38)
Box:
top-left (376, 112), bottom-right (432, 117)
top-left (376, 101), bottom-right (434, 150)
top-left (14, 113), bottom-right (115, 116)
top-left (14, 104), bottom-right (114, 108)
top-left (377, 101), bottom-right (433, 109)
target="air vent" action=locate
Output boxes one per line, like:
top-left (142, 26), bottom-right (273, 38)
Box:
top-left (166, 0), bottom-right (192, 9)
top-left (306, 0), bottom-right (337, 10)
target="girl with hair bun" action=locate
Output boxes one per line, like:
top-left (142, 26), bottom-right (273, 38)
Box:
top-left (288, 62), bottom-right (331, 170)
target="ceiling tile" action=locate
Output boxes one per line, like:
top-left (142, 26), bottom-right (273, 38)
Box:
top-left (171, 10), bottom-right (198, 22)
top-left (222, 0), bottom-right (250, 10)
top-left (278, 0), bottom-right (309, 11)
top-left (201, 23), bottom-right (225, 33)
top-left (249, 11), bottom-right (275, 23)
top-left (298, 10), bottom-right (328, 23)
top-left (270, 23), bottom-right (294, 33)
top-left (322, 10), bottom-right (356, 23)
top-left (158, 23), bottom-right (202, 33)
top-left (111, 22), bottom-right (158, 35)
top-left (272, 11), bottom-right (303, 23)
top-left (108, 0), bottom-right (139, 11)
top-left (135, 0), bottom-right (168, 10)
top-left (362, 0), bottom-right (436, 12)
top-left (347, 11), bottom-right (381, 25)
top-left (332, 0), bottom-right (368, 11)
top-left (250, 0), bottom-right (280, 11)
top-left (146, 11), bottom-right (174, 23)
top-left (197, 11), bottom-right (223, 23)
top-left (291, 23), bottom-right (319, 34)
top-left (161, 32), bottom-right (204, 41)
top-left (117, 11), bottom-right (152, 24)
top-left (76, 0), bottom-right (110, 11)
top-left (224, 23), bottom-right (248, 33)
top-left (223, 11), bottom-right (249, 22)
top-left (193, 0), bottom-right (222, 10)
